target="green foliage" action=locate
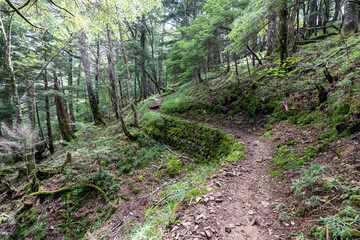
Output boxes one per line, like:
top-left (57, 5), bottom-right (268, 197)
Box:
top-left (260, 130), bottom-right (276, 139)
top-left (291, 164), bottom-right (328, 198)
top-left (306, 146), bottom-right (317, 158)
top-left (166, 156), bottom-right (182, 178)
top-left (257, 57), bottom-right (303, 79)
top-left (315, 207), bottom-right (360, 239)
top-left (160, 83), bottom-right (194, 114)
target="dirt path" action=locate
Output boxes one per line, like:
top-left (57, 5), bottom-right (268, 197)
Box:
top-left (162, 116), bottom-right (295, 240)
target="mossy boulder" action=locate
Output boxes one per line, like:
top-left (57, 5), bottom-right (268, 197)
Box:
top-left (336, 144), bottom-right (356, 159)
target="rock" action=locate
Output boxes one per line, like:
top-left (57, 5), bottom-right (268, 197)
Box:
top-left (225, 224), bottom-right (235, 233)
top-left (261, 201), bottom-right (270, 208)
top-left (236, 222), bottom-right (241, 226)
top-left (200, 231), bottom-right (206, 237)
top-left (240, 167), bottom-right (248, 172)
top-left (196, 197), bottom-right (202, 203)
top-left (196, 214), bottom-right (206, 220)
top-left (209, 196), bottom-right (215, 201)
top-left (171, 226), bottom-right (179, 232)
top-left (205, 230), bottom-right (212, 238)
top-left (248, 210), bottom-right (254, 215)
top-left (190, 224), bottom-right (198, 232)
top-left (182, 222), bottom-right (192, 229)
top-left (204, 197), bottom-right (210, 203)
top-left (336, 144), bottom-right (356, 159)
top-left (225, 172), bottom-right (235, 177)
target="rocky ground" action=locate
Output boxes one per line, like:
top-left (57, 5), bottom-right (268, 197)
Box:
top-left (161, 117), bottom-right (299, 240)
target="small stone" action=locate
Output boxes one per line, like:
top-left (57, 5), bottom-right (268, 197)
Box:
top-left (283, 222), bottom-right (289, 227)
top-left (248, 210), bottom-right (254, 215)
top-left (235, 222), bottom-right (241, 226)
top-left (171, 226), bottom-right (179, 232)
top-left (205, 230), bottom-right (212, 238)
top-left (200, 231), bottom-right (206, 237)
top-left (291, 221), bottom-right (295, 226)
top-left (225, 224), bottom-right (235, 233)
top-left (209, 196), bottom-right (215, 201)
top-left (204, 197), bottom-right (210, 203)
top-left (196, 214), bottom-right (206, 220)
top-left (261, 201), bottom-right (270, 208)
top-left (182, 222), bottom-right (191, 229)
top-left (196, 197), bottom-right (202, 203)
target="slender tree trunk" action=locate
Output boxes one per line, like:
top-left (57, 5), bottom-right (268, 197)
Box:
top-left (95, 39), bottom-right (100, 103)
top-left (0, 14), bottom-right (22, 124)
top-left (106, 24), bottom-right (120, 119)
top-left (140, 14), bottom-right (148, 100)
top-left (36, 103), bottom-right (45, 141)
top-left (308, 0), bottom-right (318, 37)
top-left (107, 24), bottom-right (136, 140)
top-left (279, 0), bottom-right (289, 64)
top-left (266, 11), bottom-right (278, 56)
top-left (341, 0), bottom-right (359, 36)
top-left (68, 55), bottom-right (75, 123)
top-left (333, 0), bottom-right (342, 22)
top-left (79, 31), bottom-right (106, 126)
top-left (323, 0), bottom-right (331, 34)
top-left (118, 21), bottom-right (139, 127)
top-left (158, 22), bottom-right (165, 88)
top-left (44, 70), bottom-right (54, 153)
top-left (53, 71), bottom-right (76, 142)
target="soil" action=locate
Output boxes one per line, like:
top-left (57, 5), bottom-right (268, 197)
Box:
top-left (160, 114), bottom-right (299, 240)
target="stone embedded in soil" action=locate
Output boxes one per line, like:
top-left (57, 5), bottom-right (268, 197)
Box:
top-left (205, 230), bottom-right (212, 238)
top-left (225, 223), bottom-right (236, 233)
top-left (261, 201), bottom-right (270, 208)
top-left (248, 210), bottom-right (255, 215)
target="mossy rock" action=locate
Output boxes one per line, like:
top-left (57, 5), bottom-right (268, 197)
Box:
top-left (166, 156), bottom-right (182, 178)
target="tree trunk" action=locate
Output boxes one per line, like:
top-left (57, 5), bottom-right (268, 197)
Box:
top-left (266, 11), bottom-right (278, 56)
top-left (118, 21), bottom-right (139, 127)
top-left (0, 14), bottom-right (22, 124)
top-left (44, 69), bottom-right (54, 153)
top-left (79, 31), bottom-right (106, 126)
top-left (140, 14), bottom-right (148, 100)
top-left (308, 0), bottom-right (318, 37)
top-left (279, 0), bottom-right (289, 64)
top-left (333, 0), bottom-right (342, 22)
top-left (341, 0), bottom-right (359, 36)
top-left (53, 72), bottom-right (76, 142)
top-left (158, 22), bottom-right (165, 88)
top-left (68, 55), bottom-right (75, 123)
top-left (106, 24), bottom-right (120, 119)
top-left (323, 0), bottom-right (331, 34)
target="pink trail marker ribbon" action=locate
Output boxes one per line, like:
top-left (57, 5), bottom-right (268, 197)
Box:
top-left (284, 102), bottom-right (289, 111)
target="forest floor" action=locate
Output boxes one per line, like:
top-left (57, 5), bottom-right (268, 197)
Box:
top-left (151, 99), bottom-right (297, 240)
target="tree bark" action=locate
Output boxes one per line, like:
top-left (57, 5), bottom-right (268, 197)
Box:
top-left (266, 11), bottom-right (278, 56)
top-left (341, 0), bottom-right (359, 36)
top-left (79, 31), bottom-right (106, 126)
top-left (0, 14), bottom-right (22, 124)
top-left (68, 55), bottom-right (75, 123)
top-left (106, 24), bottom-right (120, 119)
top-left (44, 69), bottom-right (54, 153)
top-left (279, 0), bottom-right (289, 64)
top-left (333, 0), bottom-right (342, 22)
top-left (118, 21), bottom-right (139, 127)
top-left (140, 14), bottom-right (148, 100)
top-left (53, 72), bottom-right (76, 142)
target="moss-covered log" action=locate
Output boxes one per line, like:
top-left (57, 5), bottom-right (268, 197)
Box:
top-left (30, 183), bottom-right (108, 201)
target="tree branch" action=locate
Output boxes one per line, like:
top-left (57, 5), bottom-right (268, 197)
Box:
top-left (4, 0), bottom-right (44, 30)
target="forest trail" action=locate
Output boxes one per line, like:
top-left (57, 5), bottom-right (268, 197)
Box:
top-left (152, 100), bottom-right (294, 239)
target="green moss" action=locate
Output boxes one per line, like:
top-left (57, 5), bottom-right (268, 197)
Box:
top-left (317, 142), bottom-right (329, 152)
top-left (132, 188), bottom-right (141, 195)
top-left (286, 140), bottom-right (295, 146)
top-left (233, 142), bottom-right (245, 151)
top-left (166, 156), bottom-right (182, 178)
top-left (350, 195), bottom-right (360, 207)
top-left (260, 130), bottom-right (276, 139)
top-left (332, 104), bottom-right (350, 124)
top-left (306, 146), bottom-right (317, 158)
top-left (223, 151), bottom-right (245, 163)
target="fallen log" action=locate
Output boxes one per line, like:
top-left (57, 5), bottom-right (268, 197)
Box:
top-left (30, 183), bottom-right (108, 201)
